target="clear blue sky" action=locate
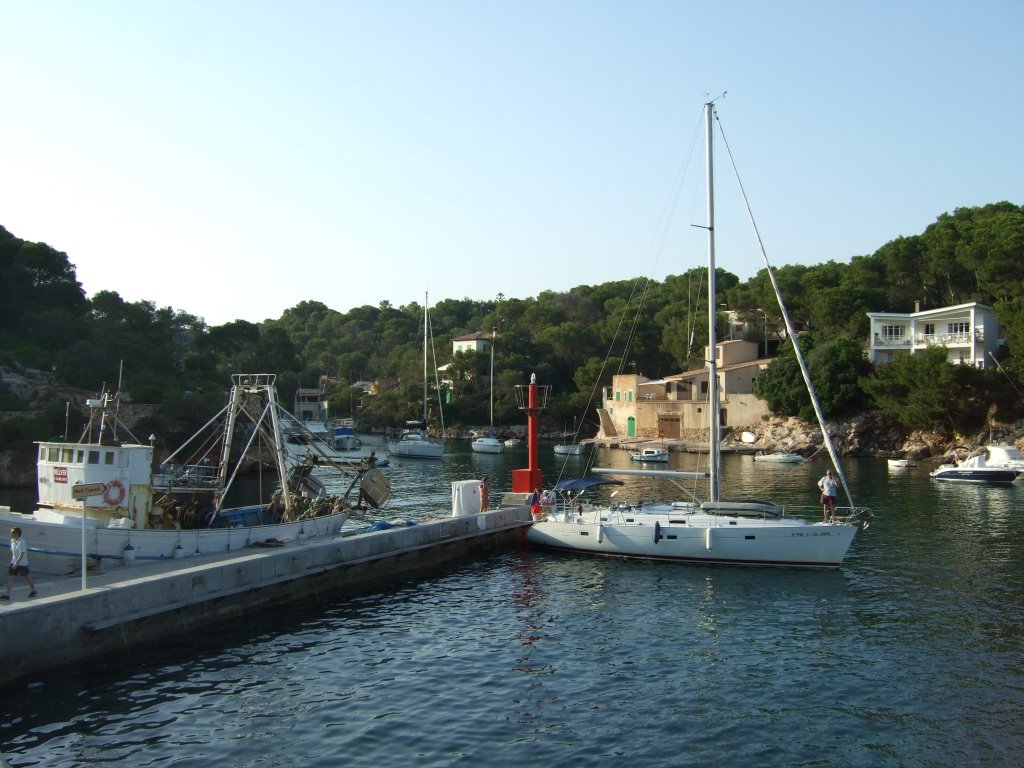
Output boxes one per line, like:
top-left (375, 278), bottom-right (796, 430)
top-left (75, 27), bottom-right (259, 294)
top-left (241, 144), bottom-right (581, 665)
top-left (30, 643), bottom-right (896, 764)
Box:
top-left (2, 1), bottom-right (1020, 326)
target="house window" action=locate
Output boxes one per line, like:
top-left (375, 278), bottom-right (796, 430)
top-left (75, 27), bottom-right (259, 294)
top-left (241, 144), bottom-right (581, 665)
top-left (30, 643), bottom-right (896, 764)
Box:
top-left (948, 322), bottom-right (969, 335)
top-left (924, 323), bottom-right (935, 336)
top-left (700, 381), bottom-right (708, 394)
top-left (880, 325), bottom-right (904, 340)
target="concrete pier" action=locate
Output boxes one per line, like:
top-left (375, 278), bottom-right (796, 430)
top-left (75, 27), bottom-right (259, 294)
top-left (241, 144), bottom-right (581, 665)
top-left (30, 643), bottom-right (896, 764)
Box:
top-left (0, 504), bottom-right (533, 688)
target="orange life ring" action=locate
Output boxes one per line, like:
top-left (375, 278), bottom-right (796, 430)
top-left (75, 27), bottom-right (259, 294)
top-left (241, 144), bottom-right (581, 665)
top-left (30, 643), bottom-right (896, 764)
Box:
top-left (104, 479), bottom-right (126, 506)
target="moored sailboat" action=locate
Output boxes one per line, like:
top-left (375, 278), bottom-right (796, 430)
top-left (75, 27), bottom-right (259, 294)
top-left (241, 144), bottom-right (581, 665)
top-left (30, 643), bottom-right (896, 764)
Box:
top-left (471, 328), bottom-right (503, 454)
top-left (527, 100), bottom-right (867, 568)
top-left (390, 294), bottom-right (445, 459)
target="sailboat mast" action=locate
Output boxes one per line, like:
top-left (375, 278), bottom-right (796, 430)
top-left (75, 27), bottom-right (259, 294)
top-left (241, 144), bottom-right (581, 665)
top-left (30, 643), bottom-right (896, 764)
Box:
top-left (705, 101), bottom-right (721, 502)
top-left (489, 327), bottom-right (496, 430)
top-left (422, 292), bottom-right (429, 426)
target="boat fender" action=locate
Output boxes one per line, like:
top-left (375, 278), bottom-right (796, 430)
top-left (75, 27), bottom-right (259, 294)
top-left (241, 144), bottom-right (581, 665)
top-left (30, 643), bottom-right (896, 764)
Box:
top-left (705, 527), bottom-right (713, 551)
top-left (123, 543), bottom-right (135, 566)
top-left (104, 480), bottom-right (126, 506)
top-left (597, 524), bottom-right (604, 543)
top-left (654, 521), bottom-right (661, 544)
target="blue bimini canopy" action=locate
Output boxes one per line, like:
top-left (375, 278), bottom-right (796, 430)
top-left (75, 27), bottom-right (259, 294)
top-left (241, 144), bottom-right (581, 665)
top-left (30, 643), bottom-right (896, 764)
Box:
top-left (553, 477), bottom-right (624, 493)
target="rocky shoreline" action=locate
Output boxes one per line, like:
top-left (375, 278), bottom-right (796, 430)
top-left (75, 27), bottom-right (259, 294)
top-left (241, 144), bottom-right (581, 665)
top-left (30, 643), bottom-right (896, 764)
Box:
top-left (3, 364), bottom-right (1023, 487)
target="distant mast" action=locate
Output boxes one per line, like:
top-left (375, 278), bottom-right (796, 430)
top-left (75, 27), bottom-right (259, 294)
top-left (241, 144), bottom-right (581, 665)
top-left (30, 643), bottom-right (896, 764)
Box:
top-left (705, 100), bottom-right (720, 503)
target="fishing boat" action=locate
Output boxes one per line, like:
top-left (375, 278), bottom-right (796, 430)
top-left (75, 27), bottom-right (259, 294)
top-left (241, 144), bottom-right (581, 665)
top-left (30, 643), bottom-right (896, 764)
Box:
top-left (929, 453), bottom-right (1020, 483)
top-left (554, 418), bottom-right (584, 456)
top-left (390, 294), bottom-right (445, 459)
top-left (753, 450), bottom-right (804, 464)
top-left (629, 447), bottom-right (670, 463)
top-left (527, 100), bottom-right (866, 568)
top-left (0, 373), bottom-right (392, 575)
top-left (471, 328), bottom-right (503, 454)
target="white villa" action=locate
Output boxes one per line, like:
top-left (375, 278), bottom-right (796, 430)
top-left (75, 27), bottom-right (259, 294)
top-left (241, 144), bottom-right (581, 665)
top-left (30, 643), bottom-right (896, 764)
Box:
top-left (597, 340), bottom-right (771, 440)
top-left (866, 302), bottom-right (1001, 368)
top-left (451, 331), bottom-right (493, 355)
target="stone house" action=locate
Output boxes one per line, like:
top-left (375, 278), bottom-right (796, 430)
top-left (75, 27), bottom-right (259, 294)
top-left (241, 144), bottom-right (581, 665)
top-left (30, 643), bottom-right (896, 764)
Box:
top-left (597, 340), bottom-right (771, 439)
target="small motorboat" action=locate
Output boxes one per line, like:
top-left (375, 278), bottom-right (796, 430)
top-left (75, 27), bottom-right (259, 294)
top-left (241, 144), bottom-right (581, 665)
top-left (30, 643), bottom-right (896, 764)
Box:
top-left (752, 451), bottom-right (804, 463)
top-left (930, 453), bottom-right (1021, 483)
top-left (629, 447), bottom-right (669, 463)
top-left (887, 458), bottom-right (917, 468)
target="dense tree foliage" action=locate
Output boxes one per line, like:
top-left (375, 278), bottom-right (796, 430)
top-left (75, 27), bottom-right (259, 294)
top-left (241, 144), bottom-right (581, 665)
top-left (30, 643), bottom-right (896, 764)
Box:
top-left (753, 334), bottom-right (869, 421)
top-left (1, 202), bottom-right (1022, 449)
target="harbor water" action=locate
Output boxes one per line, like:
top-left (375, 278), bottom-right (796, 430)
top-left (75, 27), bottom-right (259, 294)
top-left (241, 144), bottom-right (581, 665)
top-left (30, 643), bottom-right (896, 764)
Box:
top-left (2, 444), bottom-right (1023, 766)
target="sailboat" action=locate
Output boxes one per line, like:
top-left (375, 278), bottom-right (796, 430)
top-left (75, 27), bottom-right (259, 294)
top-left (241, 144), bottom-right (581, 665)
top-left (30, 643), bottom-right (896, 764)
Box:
top-left (472, 328), bottom-right (504, 454)
top-left (527, 100), bottom-right (866, 568)
top-left (390, 294), bottom-right (445, 459)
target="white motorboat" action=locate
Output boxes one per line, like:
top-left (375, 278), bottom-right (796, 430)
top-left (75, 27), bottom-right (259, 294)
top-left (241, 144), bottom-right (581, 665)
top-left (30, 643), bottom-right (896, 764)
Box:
top-left (929, 453), bottom-right (1021, 483)
top-left (471, 328), bottom-right (504, 455)
top-left (390, 294), bottom-right (445, 459)
top-left (0, 374), bottom-right (392, 575)
top-left (527, 101), bottom-right (866, 568)
top-left (887, 458), bottom-right (917, 468)
top-left (629, 447), bottom-right (669, 463)
top-left (503, 437), bottom-right (522, 448)
top-left (753, 451), bottom-right (804, 464)
top-left (554, 442), bottom-right (583, 456)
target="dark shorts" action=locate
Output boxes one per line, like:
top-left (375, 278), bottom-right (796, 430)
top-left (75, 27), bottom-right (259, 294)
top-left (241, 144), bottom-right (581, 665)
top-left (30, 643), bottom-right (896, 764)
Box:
top-left (9, 564), bottom-right (29, 577)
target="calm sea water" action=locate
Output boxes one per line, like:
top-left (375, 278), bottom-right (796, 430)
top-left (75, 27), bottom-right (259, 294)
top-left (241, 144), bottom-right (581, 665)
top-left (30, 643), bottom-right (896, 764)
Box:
top-left (2, 444), bottom-right (1023, 767)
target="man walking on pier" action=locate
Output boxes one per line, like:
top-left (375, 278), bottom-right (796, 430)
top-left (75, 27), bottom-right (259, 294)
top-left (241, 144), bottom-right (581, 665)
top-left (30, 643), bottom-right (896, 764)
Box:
top-left (2, 527), bottom-right (37, 600)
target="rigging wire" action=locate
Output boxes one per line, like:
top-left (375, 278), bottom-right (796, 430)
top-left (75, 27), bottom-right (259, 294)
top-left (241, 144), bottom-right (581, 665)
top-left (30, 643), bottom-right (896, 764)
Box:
top-left (713, 106), bottom-right (859, 512)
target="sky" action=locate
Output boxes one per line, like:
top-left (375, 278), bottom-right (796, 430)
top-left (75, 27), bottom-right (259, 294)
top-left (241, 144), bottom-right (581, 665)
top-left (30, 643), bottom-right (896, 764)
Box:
top-left (1, 1), bottom-right (1021, 327)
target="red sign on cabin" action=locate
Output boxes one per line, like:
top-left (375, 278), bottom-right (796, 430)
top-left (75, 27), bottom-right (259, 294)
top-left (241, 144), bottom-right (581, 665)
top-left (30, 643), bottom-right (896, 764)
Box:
top-left (54, 467), bottom-right (68, 484)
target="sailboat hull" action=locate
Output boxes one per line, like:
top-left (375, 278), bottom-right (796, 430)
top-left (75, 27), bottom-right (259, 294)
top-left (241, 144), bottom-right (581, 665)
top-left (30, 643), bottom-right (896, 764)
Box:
top-left (471, 437), bottom-right (504, 454)
top-left (527, 513), bottom-right (858, 569)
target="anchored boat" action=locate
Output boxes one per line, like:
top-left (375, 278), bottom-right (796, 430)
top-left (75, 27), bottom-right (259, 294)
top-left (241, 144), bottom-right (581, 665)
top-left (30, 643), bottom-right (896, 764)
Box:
top-left (0, 373), bottom-right (391, 575)
top-left (526, 100), bottom-right (867, 568)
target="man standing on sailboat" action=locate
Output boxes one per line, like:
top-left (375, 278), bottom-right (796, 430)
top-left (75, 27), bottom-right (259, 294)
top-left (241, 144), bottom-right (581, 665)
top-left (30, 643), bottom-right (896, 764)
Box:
top-left (817, 469), bottom-right (839, 523)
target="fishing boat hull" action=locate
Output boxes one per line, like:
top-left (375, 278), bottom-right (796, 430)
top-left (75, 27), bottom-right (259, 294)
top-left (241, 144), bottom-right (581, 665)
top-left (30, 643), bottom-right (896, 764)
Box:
top-left (0, 507), bottom-right (350, 576)
top-left (527, 512), bottom-right (858, 569)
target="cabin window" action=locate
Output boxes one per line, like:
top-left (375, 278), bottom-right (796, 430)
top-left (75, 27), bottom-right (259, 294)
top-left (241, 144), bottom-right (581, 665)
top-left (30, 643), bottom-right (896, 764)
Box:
top-left (88, 450), bottom-right (100, 464)
top-left (77, 450), bottom-right (84, 463)
top-left (118, 450), bottom-right (129, 468)
top-left (61, 448), bottom-right (73, 462)
top-left (39, 446), bottom-right (46, 461)
top-left (48, 446), bottom-right (60, 461)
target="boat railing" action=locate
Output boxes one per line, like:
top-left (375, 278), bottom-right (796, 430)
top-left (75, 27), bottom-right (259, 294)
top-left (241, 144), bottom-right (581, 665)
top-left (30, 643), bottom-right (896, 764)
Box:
top-left (152, 461), bottom-right (219, 490)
